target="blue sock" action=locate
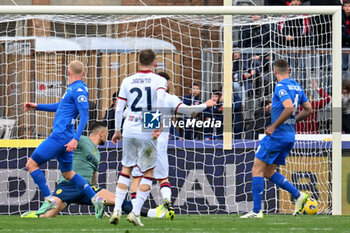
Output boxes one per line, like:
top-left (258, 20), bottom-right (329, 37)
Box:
top-left (30, 169), bottom-right (51, 198)
top-left (269, 172), bottom-right (300, 199)
top-left (252, 176), bottom-right (264, 213)
top-left (122, 199), bottom-right (133, 214)
top-left (70, 173), bottom-right (96, 199)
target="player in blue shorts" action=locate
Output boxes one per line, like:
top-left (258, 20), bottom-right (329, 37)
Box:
top-left (240, 59), bottom-right (313, 218)
top-left (24, 61), bottom-right (106, 219)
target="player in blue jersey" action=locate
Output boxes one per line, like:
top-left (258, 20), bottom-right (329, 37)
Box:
top-left (240, 59), bottom-right (313, 218)
top-left (24, 61), bottom-right (106, 219)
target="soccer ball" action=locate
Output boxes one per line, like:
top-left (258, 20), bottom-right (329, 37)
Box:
top-left (302, 198), bottom-right (319, 215)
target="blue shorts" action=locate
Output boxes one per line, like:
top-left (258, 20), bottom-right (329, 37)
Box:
top-left (53, 182), bottom-right (102, 206)
top-left (31, 134), bottom-right (74, 172)
top-left (255, 136), bottom-right (294, 165)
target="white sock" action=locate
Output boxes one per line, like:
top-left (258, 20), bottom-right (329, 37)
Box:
top-left (132, 177), bottom-right (153, 216)
top-left (132, 189), bottom-right (150, 216)
top-left (131, 198), bottom-right (137, 209)
top-left (161, 187), bottom-right (172, 202)
top-left (147, 208), bottom-right (157, 218)
top-left (114, 188), bottom-right (127, 212)
top-left (113, 173), bottom-right (130, 212)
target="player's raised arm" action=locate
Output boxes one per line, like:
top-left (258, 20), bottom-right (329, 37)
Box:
top-left (176, 99), bottom-right (216, 115)
top-left (296, 101), bottom-right (313, 123)
top-left (24, 102), bottom-right (59, 112)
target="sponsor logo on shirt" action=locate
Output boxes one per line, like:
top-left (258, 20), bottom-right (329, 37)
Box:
top-left (86, 154), bottom-right (99, 168)
top-left (287, 85), bottom-right (301, 91)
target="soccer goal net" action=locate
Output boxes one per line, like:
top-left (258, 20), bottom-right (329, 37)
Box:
top-left (0, 6), bottom-right (341, 215)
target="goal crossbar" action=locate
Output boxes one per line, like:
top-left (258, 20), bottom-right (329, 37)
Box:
top-left (0, 5), bottom-right (341, 15)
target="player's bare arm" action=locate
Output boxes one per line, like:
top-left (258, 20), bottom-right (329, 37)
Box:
top-left (112, 130), bottom-right (122, 144)
top-left (25, 102), bottom-right (60, 113)
top-left (295, 101), bottom-right (313, 123)
top-left (265, 99), bottom-right (294, 136)
top-left (175, 99), bottom-right (216, 116)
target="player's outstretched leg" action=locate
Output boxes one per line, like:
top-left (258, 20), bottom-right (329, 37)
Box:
top-left (160, 180), bottom-right (175, 220)
top-left (27, 158), bottom-right (57, 216)
top-left (66, 172), bottom-right (106, 219)
top-left (268, 172), bottom-right (308, 215)
top-left (29, 167), bottom-right (57, 216)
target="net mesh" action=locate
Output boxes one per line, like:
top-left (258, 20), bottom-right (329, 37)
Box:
top-left (0, 13), bottom-right (333, 215)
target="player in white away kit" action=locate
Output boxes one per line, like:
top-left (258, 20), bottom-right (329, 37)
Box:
top-left (131, 72), bottom-right (216, 220)
top-left (110, 49), bottom-right (166, 227)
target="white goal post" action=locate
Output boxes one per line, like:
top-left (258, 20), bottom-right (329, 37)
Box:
top-left (0, 5), bottom-right (342, 215)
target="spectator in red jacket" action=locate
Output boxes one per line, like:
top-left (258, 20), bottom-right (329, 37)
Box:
top-left (295, 79), bottom-right (331, 134)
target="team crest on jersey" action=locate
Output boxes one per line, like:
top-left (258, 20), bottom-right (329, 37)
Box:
top-left (143, 110), bottom-right (161, 129)
top-left (77, 95), bottom-right (87, 102)
top-left (56, 189), bottom-right (62, 195)
top-left (279, 89), bottom-right (287, 97)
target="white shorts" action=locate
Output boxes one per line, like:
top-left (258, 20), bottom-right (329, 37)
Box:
top-left (132, 149), bottom-right (169, 180)
top-left (122, 137), bottom-right (157, 172)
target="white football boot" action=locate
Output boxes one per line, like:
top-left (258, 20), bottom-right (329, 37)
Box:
top-left (293, 192), bottom-right (309, 216)
top-left (240, 211), bottom-right (264, 219)
top-left (127, 212), bottom-right (144, 226)
top-left (109, 209), bottom-right (121, 225)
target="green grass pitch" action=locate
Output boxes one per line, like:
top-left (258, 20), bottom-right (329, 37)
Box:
top-left (1, 215), bottom-right (350, 233)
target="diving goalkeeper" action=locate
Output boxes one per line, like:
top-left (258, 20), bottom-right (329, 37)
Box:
top-left (21, 122), bottom-right (137, 218)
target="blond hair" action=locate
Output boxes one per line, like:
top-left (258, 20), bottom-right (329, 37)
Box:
top-left (68, 60), bottom-right (85, 75)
